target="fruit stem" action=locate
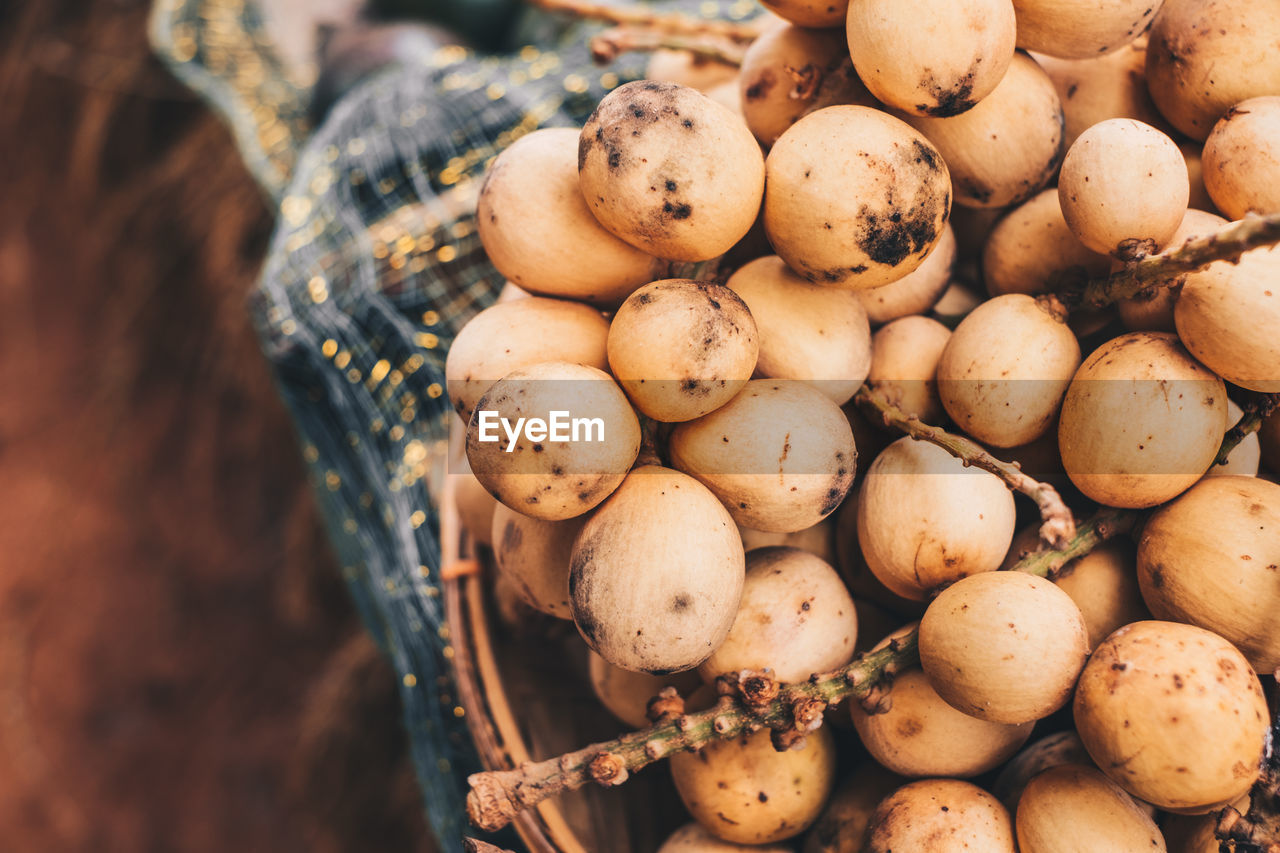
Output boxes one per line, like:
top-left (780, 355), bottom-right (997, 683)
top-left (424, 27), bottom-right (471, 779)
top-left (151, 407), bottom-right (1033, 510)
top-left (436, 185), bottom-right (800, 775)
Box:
top-left (1216, 707), bottom-right (1280, 852)
top-left (462, 509), bottom-right (1131, 832)
top-left (528, 0), bottom-right (768, 42)
top-left (1060, 212), bottom-right (1280, 309)
top-left (852, 384), bottom-right (1077, 549)
top-left (589, 26), bottom-right (747, 67)
top-left (1215, 393), bottom-right (1280, 468)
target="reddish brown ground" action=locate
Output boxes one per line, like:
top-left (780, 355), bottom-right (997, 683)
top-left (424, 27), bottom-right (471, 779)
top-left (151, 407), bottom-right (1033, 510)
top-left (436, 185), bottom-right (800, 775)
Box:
top-left (0, 2), bottom-right (429, 850)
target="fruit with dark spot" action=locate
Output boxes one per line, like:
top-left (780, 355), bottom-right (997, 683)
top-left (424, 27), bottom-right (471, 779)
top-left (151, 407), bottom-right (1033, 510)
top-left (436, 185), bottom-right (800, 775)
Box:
top-left (466, 362), bottom-right (639, 520)
top-left (846, 0), bottom-right (1016, 117)
top-left (1035, 41), bottom-right (1168, 151)
top-left (983, 189), bottom-right (1110, 299)
top-left (1058, 118), bottom-right (1188, 259)
top-left (698, 547), bottom-right (858, 684)
top-left (607, 279), bottom-right (759, 422)
top-left (578, 81), bottom-right (764, 261)
top-left (865, 779), bottom-right (1016, 853)
top-left (1137, 475), bottom-right (1280, 672)
top-left (764, 106), bottom-right (950, 289)
top-left (670, 380), bottom-right (857, 532)
top-left (670, 726), bottom-right (836, 844)
top-left (490, 502), bottom-right (589, 619)
top-left (587, 651), bottom-right (701, 730)
top-left (905, 52), bottom-right (1065, 209)
top-left (856, 223), bottom-right (956, 324)
top-left (476, 128), bottom-right (661, 305)
top-left (801, 763), bottom-right (905, 853)
top-left (857, 436), bottom-right (1015, 600)
top-left (1013, 0), bottom-right (1158, 58)
top-left (1203, 96), bottom-right (1280, 219)
top-left (569, 466), bottom-right (744, 673)
top-left (1073, 621), bottom-right (1269, 812)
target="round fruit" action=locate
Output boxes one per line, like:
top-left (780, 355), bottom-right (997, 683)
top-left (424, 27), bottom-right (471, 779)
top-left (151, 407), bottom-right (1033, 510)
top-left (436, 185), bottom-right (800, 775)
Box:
top-left (476, 127), bottom-right (660, 305)
top-left (1146, 0), bottom-right (1280, 141)
top-left (865, 779), bottom-right (1016, 853)
top-left (1058, 332), bottom-right (1227, 508)
top-left (919, 572), bottom-right (1089, 724)
top-left (645, 51), bottom-right (739, 92)
top-left (699, 547), bottom-right (858, 683)
top-left (1035, 40), bottom-right (1167, 150)
top-left (936, 293), bottom-right (1081, 448)
top-left (578, 80), bottom-right (764, 261)
top-left (992, 731), bottom-right (1093, 812)
top-left (725, 256), bottom-right (872, 404)
top-left (1175, 243), bottom-right (1280, 393)
top-left (760, 0), bottom-right (847, 28)
top-left (1073, 620), bottom-right (1269, 813)
top-left (670, 726), bottom-right (836, 844)
top-left (763, 106), bottom-right (951, 289)
top-left (1051, 540), bottom-right (1150, 651)
top-left (1116, 209), bottom-right (1228, 333)
top-left (466, 362), bottom-right (640, 520)
top-left (1058, 118), bottom-right (1188, 259)
top-left (453, 471), bottom-right (498, 546)
top-left (1016, 764), bottom-right (1166, 853)
top-left (1137, 475), bottom-right (1280, 672)
top-left (982, 189), bottom-right (1110, 298)
top-left (607, 279), bottom-right (759, 422)
top-left (866, 315), bottom-right (951, 423)
top-left (658, 822), bottom-right (791, 852)
top-left (802, 763), bottom-right (906, 853)
top-left (737, 518), bottom-right (836, 566)
top-left (1202, 97), bottom-right (1280, 219)
top-left (905, 52), bottom-right (1064, 209)
top-left (445, 297), bottom-right (609, 422)
top-left (489, 503), bottom-right (585, 618)
top-left (569, 466), bottom-right (744, 673)
top-left (1014, 0), bottom-right (1157, 58)
top-left (588, 651), bottom-right (701, 729)
top-left (858, 437), bottom-right (1016, 600)
top-left (669, 380), bottom-right (856, 533)
top-left (846, 0), bottom-right (1016, 117)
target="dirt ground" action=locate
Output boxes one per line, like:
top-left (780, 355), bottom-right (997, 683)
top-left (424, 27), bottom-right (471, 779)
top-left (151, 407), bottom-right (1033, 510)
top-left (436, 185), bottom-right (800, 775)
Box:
top-left (0, 1), bottom-right (430, 850)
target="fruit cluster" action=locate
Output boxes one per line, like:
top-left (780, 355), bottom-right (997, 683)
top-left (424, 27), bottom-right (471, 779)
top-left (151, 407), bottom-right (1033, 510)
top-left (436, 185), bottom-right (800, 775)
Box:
top-left (450, 0), bottom-right (1280, 849)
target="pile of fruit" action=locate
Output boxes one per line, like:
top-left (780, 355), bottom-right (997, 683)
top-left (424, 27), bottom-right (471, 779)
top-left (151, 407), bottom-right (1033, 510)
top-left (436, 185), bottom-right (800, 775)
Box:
top-left (447, 0), bottom-right (1280, 849)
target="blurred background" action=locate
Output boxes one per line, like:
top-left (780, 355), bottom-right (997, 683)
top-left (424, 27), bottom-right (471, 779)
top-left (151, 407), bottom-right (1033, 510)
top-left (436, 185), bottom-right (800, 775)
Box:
top-left (0, 1), bottom-right (455, 849)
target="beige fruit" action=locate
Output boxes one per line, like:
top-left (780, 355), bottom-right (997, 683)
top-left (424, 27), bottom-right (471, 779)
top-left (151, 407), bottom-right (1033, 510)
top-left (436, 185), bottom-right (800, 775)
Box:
top-left (588, 651), bottom-right (701, 729)
top-left (1116, 209), bottom-right (1228, 333)
top-left (832, 488), bottom-right (927, 616)
top-left (931, 280), bottom-right (984, 322)
top-left (1180, 138), bottom-right (1215, 213)
top-left (905, 52), bottom-right (1064, 209)
top-left (1073, 621), bottom-right (1269, 813)
top-left (645, 50), bottom-right (739, 92)
top-left (1146, 0), bottom-right (1280, 141)
top-left (982, 189), bottom-right (1110, 298)
top-left (445, 297), bottom-right (609, 422)
top-left (670, 726), bottom-right (836, 844)
top-left (725, 256), bottom-right (871, 404)
top-left (607, 279), bottom-right (759, 422)
top-left (453, 471), bottom-right (497, 546)
top-left (476, 128), bottom-right (660, 305)
top-left (760, 0), bottom-right (847, 27)
top-left (937, 293), bottom-right (1081, 447)
top-left (1016, 764), bottom-right (1167, 853)
top-left (919, 572), bottom-right (1089, 723)
top-left (669, 380), bottom-right (856, 533)
top-left (1058, 332), bottom-right (1227, 508)
top-left (846, 0), bottom-right (1016, 117)
top-left (465, 362), bottom-right (640, 520)
top-left (1137, 475), bottom-right (1280, 672)
top-left (699, 547), bottom-right (857, 683)
top-left (850, 662), bottom-right (1033, 777)
top-left (1034, 39), bottom-right (1167, 150)
top-left (866, 315), bottom-right (951, 423)
top-left (569, 466), bottom-right (744, 674)
top-left (578, 81), bottom-right (764, 261)
top-left (1204, 399), bottom-right (1260, 479)
top-left (763, 106), bottom-right (951, 289)
top-left (865, 779), bottom-right (1016, 853)
top-left (658, 822), bottom-right (791, 853)
top-left (992, 731), bottom-right (1092, 812)
top-left (802, 763), bottom-right (907, 853)
top-left (737, 518), bottom-right (836, 566)
top-left (1202, 97), bottom-right (1280, 219)
top-left (1052, 540), bottom-right (1150, 651)
top-left (1161, 795), bottom-right (1251, 853)
top-left (857, 437), bottom-right (1016, 600)
top-left (856, 224), bottom-right (956, 324)
top-left (1013, 0), bottom-right (1159, 58)
top-left (1175, 243), bottom-right (1280, 393)
top-left (1059, 119), bottom-right (1188, 259)
top-left (739, 26), bottom-right (874, 147)
top-left (489, 502), bottom-right (585, 618)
